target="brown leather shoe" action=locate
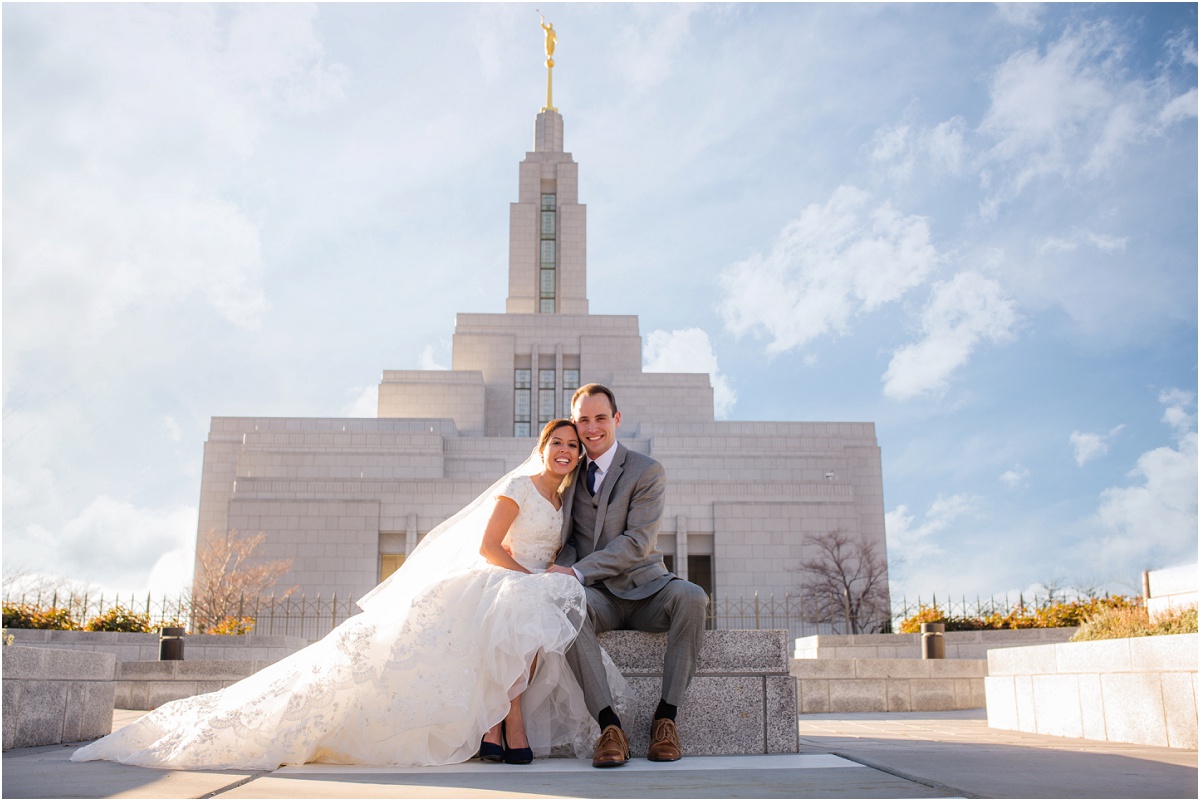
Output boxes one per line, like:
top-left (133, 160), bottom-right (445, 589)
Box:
top-left (591, 724), bottom-right (629, 768)
top-left (647, 717), bottom-right (682, 762)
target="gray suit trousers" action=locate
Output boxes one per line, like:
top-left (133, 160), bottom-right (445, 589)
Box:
top-left (566, 578), bottom-right (708, 717)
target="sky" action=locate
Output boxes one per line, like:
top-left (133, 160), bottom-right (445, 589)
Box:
top-left (3, 2), bottom-right (1197, 608)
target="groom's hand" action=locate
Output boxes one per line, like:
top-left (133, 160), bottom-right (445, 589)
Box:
top-left (547, 564), bottom-right (581, 582)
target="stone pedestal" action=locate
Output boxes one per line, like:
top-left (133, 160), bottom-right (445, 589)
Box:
top-left (2, 646), bottom-right (116, 749)
top-left (600, 629), bottom-right (798, 756)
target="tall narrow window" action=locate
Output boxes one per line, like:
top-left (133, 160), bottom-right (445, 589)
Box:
top-left (540, 194), bottom-right (556, 314)
top-left (538, 369), bottom-right (556, 429)
top-left (514, 369), bottom-right (532, 437)
top-left (562, 369), bottom-right (580, 417)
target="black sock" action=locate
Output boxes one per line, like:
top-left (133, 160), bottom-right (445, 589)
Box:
top-left (598, 707), bottom-right (622, 731)
top-left (654, 700), bottom-right (677, 722)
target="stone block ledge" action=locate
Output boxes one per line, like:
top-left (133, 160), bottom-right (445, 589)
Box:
top-left (795, 629), bottom-right (1077, 661)
top-left (5, 630), bottom-right (308, 664)
top-left (3, 646), bottom-right (116, 750)
top-left (985, 633), bottom-right (1197, 749)
top-left (788, 657), bottom-right (985, 713)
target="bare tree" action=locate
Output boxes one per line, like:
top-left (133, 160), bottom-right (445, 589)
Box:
top-left (191, 530), bottom-right (296, 632)
top-left (2, 566), bottom-right (98, 603)
top-left (796, 529), bottom-right (890, 634)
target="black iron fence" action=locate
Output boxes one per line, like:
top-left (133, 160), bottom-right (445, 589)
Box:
top-left (4, 587), bottom-right (1081, 643)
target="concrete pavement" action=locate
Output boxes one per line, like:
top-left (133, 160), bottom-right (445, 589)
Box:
top-left (2, 708), bottom-right (1195, 798)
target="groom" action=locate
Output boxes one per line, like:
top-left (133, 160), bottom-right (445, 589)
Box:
top-left (548, 383), bottom-right (708, 768)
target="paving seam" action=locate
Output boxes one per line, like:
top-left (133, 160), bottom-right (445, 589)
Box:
top-left (831, 752), bottom-right (981, 799)
top-left (197, 773), bottom-right (267, 799)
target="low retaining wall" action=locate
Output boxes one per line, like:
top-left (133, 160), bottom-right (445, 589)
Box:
top-left (795, 629), bottom-right (1077, 660)
top-left (985, 633), bottom-right (1197, 749)
top-left (3, 646), bottom-right (115, 750)
top-left (6, 630), bottom-right (307, 663)
top-left (114, 659), bottom-right (284, 710)
top-left (789, 657), bottom-right (985, 713)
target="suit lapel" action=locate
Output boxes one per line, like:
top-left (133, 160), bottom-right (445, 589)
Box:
top-left (591, 444), bottom-right (627, 545)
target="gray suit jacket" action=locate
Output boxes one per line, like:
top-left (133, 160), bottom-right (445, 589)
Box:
top-left (555, 443), bottom-right (675, 599)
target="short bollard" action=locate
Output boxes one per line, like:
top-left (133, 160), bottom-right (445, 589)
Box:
top-left (920, 622), bottom-right (945, 659)
top-left (159, 626), bottom-right (185, 661)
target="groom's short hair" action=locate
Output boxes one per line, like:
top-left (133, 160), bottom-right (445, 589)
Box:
top-left (571, 383), bottom-right (618, 415)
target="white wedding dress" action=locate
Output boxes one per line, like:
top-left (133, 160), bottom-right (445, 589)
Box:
top-left (72, 475), bottom-right (623, 770)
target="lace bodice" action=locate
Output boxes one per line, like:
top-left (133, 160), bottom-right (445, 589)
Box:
top-left (496, 475), bottom-right (563, 570)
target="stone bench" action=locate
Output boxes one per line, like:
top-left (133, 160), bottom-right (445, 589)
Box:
top-left (106, 629), bottom-right (799, 757)
top-left (790, 657), bottom-right (986, 713)
top-left (2, 646), bottom-right (116, 749)
top-left (599, 629), bottom-right (797, 756)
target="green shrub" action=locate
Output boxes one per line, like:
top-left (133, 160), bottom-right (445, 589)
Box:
top-left (204, 616), bottom-right (255, 635)
top-left (898, 596), bottom-right (1140, 634)
top-left (1072, 605), bottom-right (1198, 641)
top-left (83, 605), bottom-right (154, 633)
top-left (1, 603), bottom-right (80, 630)
top-left (2, 602), bottom-right (36, 629)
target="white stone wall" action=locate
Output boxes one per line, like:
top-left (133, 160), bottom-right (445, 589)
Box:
top-left (985, 634), bottom-right (1197, 748)
top-left (1146, 563), bottom-right (1198, 621)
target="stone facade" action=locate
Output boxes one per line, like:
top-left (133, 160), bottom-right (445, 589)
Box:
top-left (194, 105), bottom-right (889, 614)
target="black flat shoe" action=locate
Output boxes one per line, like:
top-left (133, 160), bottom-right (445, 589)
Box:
top-left (479, 737), bottom-right (504, 762)
top-left (503, 745), bottom-right (533, 764)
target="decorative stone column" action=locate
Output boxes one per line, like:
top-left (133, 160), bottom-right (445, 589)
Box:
top-left (406, 512), bottom-right (418, 555)
top-left (675, 514), bottom-right (689, 581)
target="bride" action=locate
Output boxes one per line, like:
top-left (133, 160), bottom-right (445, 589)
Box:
top-left (72, 419), bottom-right (626, 769)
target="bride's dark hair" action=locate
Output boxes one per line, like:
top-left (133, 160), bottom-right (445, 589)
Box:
top-left (537, 418), bottom-right (580, 496)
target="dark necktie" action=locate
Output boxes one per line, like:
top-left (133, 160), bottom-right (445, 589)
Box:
top-left (587, 460), bottom-right (599, 495)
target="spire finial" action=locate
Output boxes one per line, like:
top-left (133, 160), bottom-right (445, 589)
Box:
top-left (538, 12), bottom-right (557, 112)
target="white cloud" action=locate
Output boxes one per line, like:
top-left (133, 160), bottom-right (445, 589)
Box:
top-left (1070, 424), bottom-right (1125, 466)
top-left (643, 328), bottom-right (737, 419)
top-left (869, 124), bottom-right (915, 183)
top-left (994, 3), bottom-right (1043, 29)
top-left (1070, 432), bottom-right (1107, 466)
top-left (886, 494), bottom-right (977, 564)
top-left (18, 497), bottom-right (199, 596)
top-left (612, 5), bottom-right (699, 95)
top-left (870, 117), bottom-right (968, 182)
top-left (1159, 87), bottom-right (1198, 126)
top-left (163, 416), bottom-right (183, 443)
top-left (882, 271), bottom-right (1018, 400)
top-left (1159, 388), bottom-right (1197, 434)
top-left (1096, 433), bottom-right (1198, 569)
top-left (1038, 228), bottom-right (1128, 255)
top-left (999, 465), bottom-right (1030, 489)
top-left (4, 4), bottom-right (348, 360)
top-left (977, 21), bottom-right (1197, 214)
top-left (418, 344), bottom-right (450, 371)
top-left (343, 385), bottom-right (378, 418)
top-left (1093, 390), bottom-right (1198, 572)
top-left (720, 186), bottom-right (941, 355)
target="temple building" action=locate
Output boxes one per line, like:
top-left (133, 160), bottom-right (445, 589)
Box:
top-left (194, 75), bottom-right (889, 616)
